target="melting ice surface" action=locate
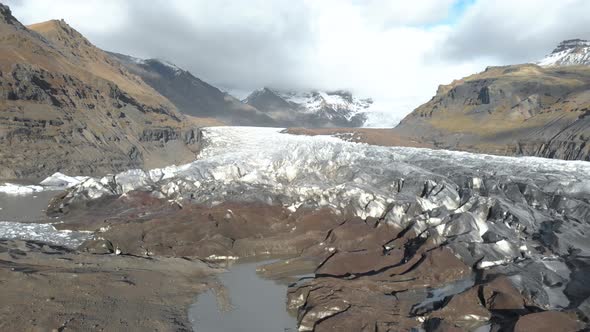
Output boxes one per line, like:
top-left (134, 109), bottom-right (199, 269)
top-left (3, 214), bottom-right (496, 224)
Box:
top-left (62, 127), bottom-right (590, 255)
top-left (412, 276), bottom-right (476, 314)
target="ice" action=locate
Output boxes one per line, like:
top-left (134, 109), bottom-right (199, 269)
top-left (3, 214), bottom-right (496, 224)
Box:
top-left (536, 259), bottom-right (571, 309)
top-left (0, 221), bottom-right (91, 248)
top-left (39, 172), bottom-right (89, 188)
top-left (0, 172), bottom-right (90, 196)
top-left (0, 183), bottom-right (43, 195)
top-left (57, 124), bottom-right (590, 269)
top-left (362, 111), bottom-right (402, 128)
top-left (63, 126), bottom-right (590, 212)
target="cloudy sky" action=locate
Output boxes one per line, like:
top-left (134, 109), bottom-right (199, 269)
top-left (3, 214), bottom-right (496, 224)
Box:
top-left (6, 0), bottom-right (590, 121)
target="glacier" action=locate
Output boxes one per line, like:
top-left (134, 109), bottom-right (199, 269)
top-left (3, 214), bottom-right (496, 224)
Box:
top-left (59, 126), bottom-right (590, 208)
top-left (56, 127), bottom-right (590, 267)
top-left (4, 126), bottom-right (590, 320)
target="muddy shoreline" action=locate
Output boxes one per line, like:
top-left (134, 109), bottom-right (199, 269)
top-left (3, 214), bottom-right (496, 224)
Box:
top-left (0, 190), bottom-right (332, 332)
top-left (0, 239), bottom-right (221, 331)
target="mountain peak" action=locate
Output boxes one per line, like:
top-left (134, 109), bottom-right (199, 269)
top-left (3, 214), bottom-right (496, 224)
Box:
top-left (552, 39), bottom-right (590, 53)
top-left (0, 3), bottom-right (25, 28)
top-left (243, 87), bottom-right (292, 109)
top-left (244, 87), bottom-right (372, 126)
top-left (28, 19), bottom-right (91, 48)
top-left (538, 39), bottom-right (590, 67)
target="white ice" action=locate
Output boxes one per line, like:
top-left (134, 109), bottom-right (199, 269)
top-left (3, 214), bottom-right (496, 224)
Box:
top-left (0, 221), bottom-right (91, 248)
top-left (0, 183), bottom-right (43, 195)
top-left (59, 126), bottom-right (590, 226)
top-left (0, 172), bottom-right (89, 195)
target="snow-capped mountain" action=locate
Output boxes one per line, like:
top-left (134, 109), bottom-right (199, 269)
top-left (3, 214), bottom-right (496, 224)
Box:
top-left (110, 52), bottom-right (187, 76)
top-left (111, 53), bottom-right (376, 128)
top-left (277, 90), bottom-right (373, 121)
top-left (538, 39), bottom-right (590, 66)
top-left (243, 88), bottom-right (373, 127)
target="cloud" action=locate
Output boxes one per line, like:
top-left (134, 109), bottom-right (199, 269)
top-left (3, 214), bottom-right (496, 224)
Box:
top-left (4, 0), bottom-right (128, 34)
top-left (292, 0), bottom-right (485, 109)
top-left (6, 0), bottom-right (315, 92)
top-left (4, 0), bottom-right (588, 119)
top-left (357, 0), bottom-right (458, 26)
top-left (442, 0), bottom-right (590, 63)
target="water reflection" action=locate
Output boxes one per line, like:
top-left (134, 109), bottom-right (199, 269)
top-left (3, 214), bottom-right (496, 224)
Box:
top-left (189, 260), bottom-right (298, 332)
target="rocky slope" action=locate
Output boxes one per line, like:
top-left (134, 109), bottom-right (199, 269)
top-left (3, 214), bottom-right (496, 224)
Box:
top-left (396, 42), bottom-right (590, 161)
top-left (244, 87), bottom-right (371, 127)
top-left (0, 5), bottom-right (202, 180)
top-left (108, 52), bottom-right (276, 126)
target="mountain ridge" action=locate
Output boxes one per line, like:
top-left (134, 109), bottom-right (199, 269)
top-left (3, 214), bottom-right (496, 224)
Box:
top-left (108, 52), bottom-right (277, 126)
top-left (108, 51), bottom-right (377, 128)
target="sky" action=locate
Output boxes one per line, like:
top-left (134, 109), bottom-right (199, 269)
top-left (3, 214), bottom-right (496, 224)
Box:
top-left (6, 0), bottom-right (590, 122)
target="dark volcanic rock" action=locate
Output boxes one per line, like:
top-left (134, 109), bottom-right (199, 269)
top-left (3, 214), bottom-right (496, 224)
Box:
top-left (481, 276), bottom-right (527, 312)
top-left (429, 287), bottom-right (491, 329)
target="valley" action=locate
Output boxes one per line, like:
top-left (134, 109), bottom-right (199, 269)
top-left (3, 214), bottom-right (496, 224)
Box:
top-left (1, 126), bottom-right (588, 331)
top-left (0, 2), bottom-right (589, 331)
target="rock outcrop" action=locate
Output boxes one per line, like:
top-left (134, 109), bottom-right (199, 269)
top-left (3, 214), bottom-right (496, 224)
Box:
top-left (396, 62), bottom-right (590, 161)
top-left (0, 5), bottom-right (202, 179)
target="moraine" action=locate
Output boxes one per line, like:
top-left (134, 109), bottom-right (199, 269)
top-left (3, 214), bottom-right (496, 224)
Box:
top-left (1, 126), bottom-right (589, 330)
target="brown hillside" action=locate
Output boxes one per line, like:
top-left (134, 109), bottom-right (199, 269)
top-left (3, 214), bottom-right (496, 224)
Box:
top-left (0, 4), bottom-right (200, 179)
top-left (396, 64), bottom-right (590, 160)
